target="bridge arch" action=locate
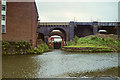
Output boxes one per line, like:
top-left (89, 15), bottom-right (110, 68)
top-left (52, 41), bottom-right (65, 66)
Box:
top-left (49, 28), bottom-right (67, 41)
top-left (37, 22), bottom-right (75, 44)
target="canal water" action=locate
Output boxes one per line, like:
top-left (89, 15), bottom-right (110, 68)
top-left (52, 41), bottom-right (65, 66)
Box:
top-left (2, 50), bottom-right (118, 78)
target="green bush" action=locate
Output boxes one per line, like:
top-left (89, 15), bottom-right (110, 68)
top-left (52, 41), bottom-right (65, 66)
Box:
top-left (74, 35), bottom-right (79, 45)
top-left (2, 40), bottom-right (49, 55)
top-left (68, 40), bottom-right (74, 46)
top-left (66, 35), bottom-right (120, 52)
top-left (2, 41), bottom-right (10, 54)
top-left (15, 40), bottom-right (31, 54)
top-left (26, 41), bottom-right (50, 54)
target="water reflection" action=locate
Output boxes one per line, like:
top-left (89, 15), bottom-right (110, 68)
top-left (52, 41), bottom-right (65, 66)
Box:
top-left (2, 50), bottom-right (118, 78)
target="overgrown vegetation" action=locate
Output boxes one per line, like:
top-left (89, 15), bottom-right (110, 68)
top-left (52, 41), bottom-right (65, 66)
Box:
top-left (63, 34), bottom-right (120, 52)
top-left (27, 40), bottom-right (49, 54)
top-left (2, 39), bottom-right (50, 55)
top-left (2, 41), bottom-right (10, 54)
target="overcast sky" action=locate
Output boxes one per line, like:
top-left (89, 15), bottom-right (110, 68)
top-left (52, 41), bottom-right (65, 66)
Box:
top-left (35, 0), bottom-right (119, 22)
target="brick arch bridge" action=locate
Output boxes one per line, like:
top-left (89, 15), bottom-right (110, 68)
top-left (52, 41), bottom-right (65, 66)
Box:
top-left (37, 21), bottom-right (119, 44)
top-left (37, 22), bottom-right (74, 44)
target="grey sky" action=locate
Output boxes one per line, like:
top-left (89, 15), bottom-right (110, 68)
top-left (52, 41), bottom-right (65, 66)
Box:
top-left (36, 2), bottom-right (118, 22)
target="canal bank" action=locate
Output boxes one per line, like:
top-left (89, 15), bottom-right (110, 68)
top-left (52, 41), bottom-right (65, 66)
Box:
top-left (2, 39), bottom-right (50, 55)
top-left (2, 50), bottom-right (118, 78)
top-left (62, 34), bottom-right (120, 53)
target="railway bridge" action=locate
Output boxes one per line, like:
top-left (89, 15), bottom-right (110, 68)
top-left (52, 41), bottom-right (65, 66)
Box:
top-left (37, 21), bottom-right (119, 44)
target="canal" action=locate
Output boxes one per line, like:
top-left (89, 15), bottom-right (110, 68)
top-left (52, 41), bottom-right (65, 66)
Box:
top-left (2, 50), bottom-right (118, 78)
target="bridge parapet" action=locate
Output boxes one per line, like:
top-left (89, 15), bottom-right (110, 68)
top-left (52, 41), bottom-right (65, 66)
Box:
top-left (38, 21), bottom-right (118, 27)
top-left (74, 22), bottom-right (117, 27)
top-left (76, 22), bottom-right (92, 26)
top-left (99, 22), bottom-right (117, 26)
top-left (38, 22), bottom-right (69, 26)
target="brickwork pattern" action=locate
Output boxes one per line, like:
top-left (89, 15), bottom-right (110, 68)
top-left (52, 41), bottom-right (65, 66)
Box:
top-left (2, 2), bottom-right (38, 47)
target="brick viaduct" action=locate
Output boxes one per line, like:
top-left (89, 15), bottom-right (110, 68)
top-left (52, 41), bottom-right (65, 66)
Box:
top-left (38, 21), bottom-right (120, 44)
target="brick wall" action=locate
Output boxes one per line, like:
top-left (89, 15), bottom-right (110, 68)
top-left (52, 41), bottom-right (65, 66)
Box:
top-left (2, 2), bottom-right (38, 47)
top-left (31, 2), bottom-right (38, 47)
top-left (0, 2), bottom-right (1, 39)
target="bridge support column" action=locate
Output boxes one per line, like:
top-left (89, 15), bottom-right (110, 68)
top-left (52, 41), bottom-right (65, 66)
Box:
top-left (118, 22), bottom-right (120, 38)
top-left (69, 21), bottom-right (75, 41)
top-left (93, 21), bottom-right (98, 35)
top-left (44, 36), bottom-right (49, 44)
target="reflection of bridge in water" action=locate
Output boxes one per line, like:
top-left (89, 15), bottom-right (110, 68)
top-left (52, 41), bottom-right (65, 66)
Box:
top-left (37, 21), bottom-right (120, 47)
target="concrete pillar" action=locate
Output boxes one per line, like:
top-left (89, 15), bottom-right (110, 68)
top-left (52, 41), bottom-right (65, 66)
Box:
top-left (93, 21), bottom-right (98, 35)
top-left (69, 21), bottom-right (75, 41)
